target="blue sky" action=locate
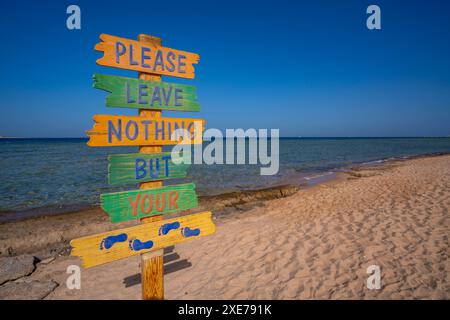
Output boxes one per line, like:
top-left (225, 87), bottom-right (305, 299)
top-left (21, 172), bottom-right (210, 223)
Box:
top-left (0, 0), bottom-right (449, 137)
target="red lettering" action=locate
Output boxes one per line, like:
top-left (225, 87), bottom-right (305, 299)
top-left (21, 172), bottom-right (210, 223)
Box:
top-left (128, 194), bottom-right (141, 217)
top-left (168, 191), bottom-right (179, 209)
top-left (140, 194), bottom-right (153, 214)
top-left (155, 192), bottom-right (166, 212)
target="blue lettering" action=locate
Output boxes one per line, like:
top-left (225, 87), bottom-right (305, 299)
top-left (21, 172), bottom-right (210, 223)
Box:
top-left (167, 122), bottom-right (172, 140)
top-left (141, 120), bottom-right (152, 140)
top-left (162, 155), bottom-right (171, 177)
top-left (174, 88), bottom-right (183, 106)
top-left (129, 44), bottom-right (138, 65)
top-left (173, 121), bottom-right (185, 140)
top-left (141, 47), bottom-right (151, 68)
top-left (115, 42), bottom-right (126, 64)
top-left (187, 122), bottom-right (196, 139)
top-left (108, 119), bottom-right (122, 143)
top-left (154, 50), bottom-right (164, 71)
top-left (135, 158), bottom-right (147, 179)
top-left (166, 51), bottom-right (176, 72)
top-left (125, 120), bottom-right (138, 140)
top-left (178, 55), bottom-right (186, 73)
top-left (149, 158), bottom-right (160, 179)
top-left (154, 121), bottom-right (165, 140)
top-left (138, 84), bottom-right (148, 104)
top-left (150, 86), bottom-right (161, 106)
top-left (126, 82), bottom-right (135, 103)
top-left (162, 86), bottom-right (172, 105)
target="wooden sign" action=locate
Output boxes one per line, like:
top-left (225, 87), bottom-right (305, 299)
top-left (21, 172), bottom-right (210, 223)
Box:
top-left (108, 152), bottom-right (190, 185)
top-left (95, 34), bottom-right (199, 79)
top-left (86, 114), bottom-right (204, 147)
top-left (93, 74), bottom-right (200, 112)
top-left (77, 32), bottom-right (212, 300)
top-left (71, 211), bottom-right (215, 268)
top-left (101, 183), bottom-right (198, 222)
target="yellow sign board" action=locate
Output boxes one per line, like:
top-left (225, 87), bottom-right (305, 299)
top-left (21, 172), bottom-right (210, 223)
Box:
top-left (70, 211), bottom-right (215, 268)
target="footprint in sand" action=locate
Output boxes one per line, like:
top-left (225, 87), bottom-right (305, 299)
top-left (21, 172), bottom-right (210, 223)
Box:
top-left (129, 238), bottom-right (154, 251)
top-left (181, 227), bottom-right (201, 238)
top-left (100, 233), bottom-right (128, 250)
top-left (158, 221), bottom-right (180, 236)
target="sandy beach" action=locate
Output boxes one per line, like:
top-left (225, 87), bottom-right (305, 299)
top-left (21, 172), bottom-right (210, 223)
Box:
top-left (0, 154), bottom-right (448, 299)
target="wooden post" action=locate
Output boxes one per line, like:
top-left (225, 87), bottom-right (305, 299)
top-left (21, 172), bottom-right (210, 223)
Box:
top-left (138, 34), bottom-right (164, 300)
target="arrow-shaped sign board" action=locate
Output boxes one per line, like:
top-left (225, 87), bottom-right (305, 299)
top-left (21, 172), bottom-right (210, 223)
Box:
top-left (70, 211), bottom-right (216, 268)
top-left (108, 152), bottom-right (190, 185)
top-left (87, 114), bottom-right (204, 147)
top-left (101, 183), bottom-right (198, 223)
top-left (93, 74), bottom-right (200, 112)
top-left (95, 34), bottom-right (199, 79)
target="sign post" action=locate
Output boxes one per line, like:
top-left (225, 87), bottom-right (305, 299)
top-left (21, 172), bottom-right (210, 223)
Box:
top-left (70, 32), bottom-right (214, 300)
top-left (138, 34), bottom-right (164, 300)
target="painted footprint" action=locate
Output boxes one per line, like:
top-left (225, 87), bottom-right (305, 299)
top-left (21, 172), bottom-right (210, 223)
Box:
top-left (129, 238), bottom-right (154, 252)
top-left (100, 233), bottom-right (128, 250)
top-left (181, 227), bottom-right (201, 238)
top-left (158, 221), bottom-right (180, 236)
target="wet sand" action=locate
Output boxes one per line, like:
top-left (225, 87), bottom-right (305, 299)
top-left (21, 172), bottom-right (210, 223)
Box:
top-left (0, 185), bottom-right (298, 258)
top-left (1, 154), bottom-right (449, 299)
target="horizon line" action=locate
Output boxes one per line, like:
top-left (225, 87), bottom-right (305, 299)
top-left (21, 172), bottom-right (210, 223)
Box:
top-left (1, 136), bottom-right (450, 140)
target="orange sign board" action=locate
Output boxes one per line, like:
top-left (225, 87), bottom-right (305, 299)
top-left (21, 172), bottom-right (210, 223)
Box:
top-left (95, 34), bottom-right (200, 79)
top-left (86, 114), bottom-right (204, 147)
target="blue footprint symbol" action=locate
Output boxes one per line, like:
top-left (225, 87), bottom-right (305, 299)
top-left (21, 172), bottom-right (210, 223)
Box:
top-left (129, 238), bottom-right (154, 252)
top-left (158, 221), bottom-right (180, 236)
top-left (100, 233), bottom-right (128, 250)
top-left (181, 227), bottom-right (201, 238)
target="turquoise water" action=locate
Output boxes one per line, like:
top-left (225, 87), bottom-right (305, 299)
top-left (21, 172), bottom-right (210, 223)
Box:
top-left (1, 137), bottom-right (450, 219)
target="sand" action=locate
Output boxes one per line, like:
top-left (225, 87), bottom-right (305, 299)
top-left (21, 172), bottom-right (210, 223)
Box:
top-left (2, 154), bottom-right (450, 299)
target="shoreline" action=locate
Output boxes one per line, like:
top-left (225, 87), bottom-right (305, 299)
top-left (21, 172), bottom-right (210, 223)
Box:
top-left (0, 184), bottom-right (300, 258)
top-left (0, 152), bottom-right (448, 299)
top-left (1, 150), bottom-right (449, 223)
top-left (0, 152), bottom-right (447, 259)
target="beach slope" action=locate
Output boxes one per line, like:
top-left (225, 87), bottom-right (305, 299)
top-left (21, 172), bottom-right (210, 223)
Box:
top-left (2, 155), bottom-right (449, 299)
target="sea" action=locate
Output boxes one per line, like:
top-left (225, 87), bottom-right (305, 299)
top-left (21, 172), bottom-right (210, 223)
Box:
top-left (1, 137), bottom-right (450, 221)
